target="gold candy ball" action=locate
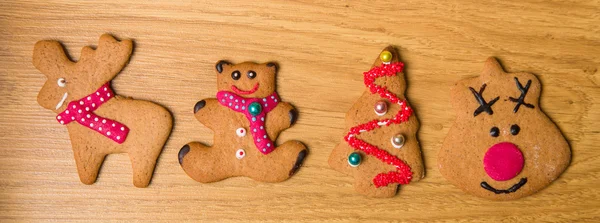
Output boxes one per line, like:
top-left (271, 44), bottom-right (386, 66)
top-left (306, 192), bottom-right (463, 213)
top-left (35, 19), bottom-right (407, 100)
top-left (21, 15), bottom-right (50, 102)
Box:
top-left (380, 51), bottom-right (393, 63)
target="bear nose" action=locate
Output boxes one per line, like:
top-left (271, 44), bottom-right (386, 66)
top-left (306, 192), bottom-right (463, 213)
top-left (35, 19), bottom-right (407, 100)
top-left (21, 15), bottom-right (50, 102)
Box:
top-left (483, 142), bottom-right (524, 181)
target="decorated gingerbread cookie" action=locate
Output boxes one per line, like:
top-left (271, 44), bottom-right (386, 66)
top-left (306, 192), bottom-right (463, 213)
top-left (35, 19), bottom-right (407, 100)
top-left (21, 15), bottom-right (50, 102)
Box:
top-left (328, 46), bottom-right (424, 198)
top-left (438, 57), bottom-right (571, 200)
top-left (33, 34), bottom-right (173, 187)
top-left (178, 61), bottom-right (307, 183)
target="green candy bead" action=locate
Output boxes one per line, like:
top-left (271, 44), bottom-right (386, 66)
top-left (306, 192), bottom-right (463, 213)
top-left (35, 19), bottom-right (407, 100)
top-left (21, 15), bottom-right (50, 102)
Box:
top-left (348, 152), bottom-right (361, 167)
top-left (248, 102), bottom-right (262, 116)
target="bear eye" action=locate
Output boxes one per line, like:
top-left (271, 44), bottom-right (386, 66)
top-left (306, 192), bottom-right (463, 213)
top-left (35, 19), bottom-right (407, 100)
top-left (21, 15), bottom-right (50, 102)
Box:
top-left (231, 71), bottom-right (241, 80)
top-left (247, 70), bottom-right (257, 79)
top-left (490, 127), bottom-right (499, 137)
top-left (57, 78), bottom-right (66, 87)
top-left (511, 124), bottom-right (520, 135)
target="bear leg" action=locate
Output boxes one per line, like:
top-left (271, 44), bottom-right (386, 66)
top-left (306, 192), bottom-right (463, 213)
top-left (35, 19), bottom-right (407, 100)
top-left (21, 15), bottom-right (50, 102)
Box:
top-left (244, 140), bottom-right (307, 182)
top-left (179, 142), bottom-right (234, 183)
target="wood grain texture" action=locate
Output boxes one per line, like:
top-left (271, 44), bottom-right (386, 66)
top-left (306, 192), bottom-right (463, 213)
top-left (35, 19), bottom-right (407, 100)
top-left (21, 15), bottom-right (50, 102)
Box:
top-left (0, 0), bottom-right (599, 222)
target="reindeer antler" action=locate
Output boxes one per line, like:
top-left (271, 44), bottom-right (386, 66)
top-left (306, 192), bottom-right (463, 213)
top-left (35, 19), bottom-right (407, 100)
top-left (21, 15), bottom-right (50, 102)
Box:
top-left (79, 34), bottom-right (133, 84)
top-left (33, 34), bottom-right (133, 85)
top-left (33, 40), bottom-right (75, 77)
top-left (469, 84), bottom-right (500, 117)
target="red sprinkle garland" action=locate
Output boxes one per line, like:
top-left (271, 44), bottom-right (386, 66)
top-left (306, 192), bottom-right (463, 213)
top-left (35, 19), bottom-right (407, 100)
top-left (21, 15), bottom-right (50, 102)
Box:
top-left (344, 62), bottom-right (414, 188)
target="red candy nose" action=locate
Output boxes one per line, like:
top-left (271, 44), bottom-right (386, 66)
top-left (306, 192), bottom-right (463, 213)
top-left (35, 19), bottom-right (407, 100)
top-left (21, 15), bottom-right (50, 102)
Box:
top-left (483, 142), bottom-right (524, 181)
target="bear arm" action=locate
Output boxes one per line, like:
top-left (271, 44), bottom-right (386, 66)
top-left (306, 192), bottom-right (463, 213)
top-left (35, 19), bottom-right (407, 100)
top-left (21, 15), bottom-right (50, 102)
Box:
top-left (194, 98), bottom-right (229, 130)
top-left (265, 102), bottom-right (294, 139)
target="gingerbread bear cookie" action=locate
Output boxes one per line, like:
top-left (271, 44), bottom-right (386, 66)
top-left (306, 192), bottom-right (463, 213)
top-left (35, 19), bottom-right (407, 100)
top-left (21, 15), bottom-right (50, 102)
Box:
top-left (328, 46), bottom-right (424, 198)
top-left (179, 61), bottom-right (307, 183)
top-left (439, 57), bottom-right (571, 200)
top-left (33, 34), bottom-right (173, 187)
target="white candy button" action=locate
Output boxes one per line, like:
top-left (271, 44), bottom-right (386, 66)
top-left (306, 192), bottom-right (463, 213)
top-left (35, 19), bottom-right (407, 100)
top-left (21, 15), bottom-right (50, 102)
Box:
top-left (236, 149), bottom-right (246, 159)
top-left (236, 128), bottom-right (246, 137)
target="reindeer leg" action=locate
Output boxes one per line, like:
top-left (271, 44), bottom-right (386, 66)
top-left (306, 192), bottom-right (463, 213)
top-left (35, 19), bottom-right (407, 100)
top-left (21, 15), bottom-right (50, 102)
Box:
top-left (128, 145), bottom-right (163, 188)
top-left (72, 145), bottom-right (106, 185)
top-left (245, 140), bottom-right (307, 182)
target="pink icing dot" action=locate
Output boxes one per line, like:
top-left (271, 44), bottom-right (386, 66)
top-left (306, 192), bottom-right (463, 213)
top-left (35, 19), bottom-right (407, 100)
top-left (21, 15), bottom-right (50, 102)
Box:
top-left (483, 142), bottom-right (524, 181)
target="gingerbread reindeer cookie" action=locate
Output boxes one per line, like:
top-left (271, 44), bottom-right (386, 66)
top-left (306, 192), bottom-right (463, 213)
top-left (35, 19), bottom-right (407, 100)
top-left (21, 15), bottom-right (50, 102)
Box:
top-left (328, 46), bottom-right (424, 198)
top-left (439, 58), bottom-right (571, 200)
top-left (179, 61), bottom-right (307, 183)
top-left (33, 34), bottom-right (173, 187)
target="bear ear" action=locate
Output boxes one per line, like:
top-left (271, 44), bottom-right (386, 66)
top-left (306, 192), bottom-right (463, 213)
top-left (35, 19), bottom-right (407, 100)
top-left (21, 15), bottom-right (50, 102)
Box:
top-left (266, 62), bottom-right (278, 73)
top-left (215, 60), bottom-right (231, 74)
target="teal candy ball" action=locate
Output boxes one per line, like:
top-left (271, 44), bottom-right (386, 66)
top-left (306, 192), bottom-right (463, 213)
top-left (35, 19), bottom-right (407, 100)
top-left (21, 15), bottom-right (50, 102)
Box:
top-left (248, 102), bottom-right (262, 116)
top-left (348, 152), bottom-right (361, 167)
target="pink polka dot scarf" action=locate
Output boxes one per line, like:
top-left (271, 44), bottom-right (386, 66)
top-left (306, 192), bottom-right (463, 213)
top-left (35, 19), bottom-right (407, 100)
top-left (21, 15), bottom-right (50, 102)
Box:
top-left (216, 91), bottom-right (279, 154)
top-left (55, 82), bottom-right (130, 144)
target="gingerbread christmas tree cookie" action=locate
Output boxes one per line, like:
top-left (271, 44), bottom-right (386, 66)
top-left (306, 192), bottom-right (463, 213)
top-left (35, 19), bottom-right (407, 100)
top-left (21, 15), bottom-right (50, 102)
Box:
top-left (328, 46), bottom-right (424, 198)
top-left (33, 34), bottom-right (173, 187)
top-left (438, 58), bottom-right (571, 200)
top-left (179, 61), bottom-right (307, 183)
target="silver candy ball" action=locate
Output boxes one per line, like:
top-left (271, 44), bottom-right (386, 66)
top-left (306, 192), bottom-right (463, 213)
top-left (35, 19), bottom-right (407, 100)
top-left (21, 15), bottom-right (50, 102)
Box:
top-left (374, 100), bottom-right (388, 116)
top-left (391, 134), bottom-right (405, 149)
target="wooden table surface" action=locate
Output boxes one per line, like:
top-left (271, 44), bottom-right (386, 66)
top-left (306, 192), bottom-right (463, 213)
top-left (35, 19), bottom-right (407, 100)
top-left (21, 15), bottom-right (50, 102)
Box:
top-left (1, 0), bottom-right (599, 222)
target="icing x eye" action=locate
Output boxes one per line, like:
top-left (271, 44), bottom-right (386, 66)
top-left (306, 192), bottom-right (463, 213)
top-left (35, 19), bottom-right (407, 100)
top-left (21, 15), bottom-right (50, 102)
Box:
top-left (511, 124), bottom-right (520, 135)
top-left (57, 78), bottom-right (66, 87)
top-left (231, 71), bottom-right (241, 80)
top-left (469, 83), bottom-right (499, 117)
top-left (509, 77), bottom-right (535, 113)
top-left (247, 70), bottom-right (257, 79)
top-left (490, 127), bottom-right (499, 137)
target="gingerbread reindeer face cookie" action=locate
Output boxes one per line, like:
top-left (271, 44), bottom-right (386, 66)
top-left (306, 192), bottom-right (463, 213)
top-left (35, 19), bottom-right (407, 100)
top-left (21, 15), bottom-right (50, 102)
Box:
top-left (439, 58), bottom-right (571, 200)
top-left (328, 46), bottom-right (424, 198)
top-left (33, 34), bottom-right (173, 187)
top-left (179, 61), bottom-right (307, 183)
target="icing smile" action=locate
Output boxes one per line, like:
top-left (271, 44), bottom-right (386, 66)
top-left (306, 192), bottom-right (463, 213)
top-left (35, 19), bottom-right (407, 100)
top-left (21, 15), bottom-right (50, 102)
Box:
top-left (481, 178), bottom-right (527, 194)
top-left (55, 92), bottom-right (68, 110)
top-left (231, 83), bottom-right (259, 95)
